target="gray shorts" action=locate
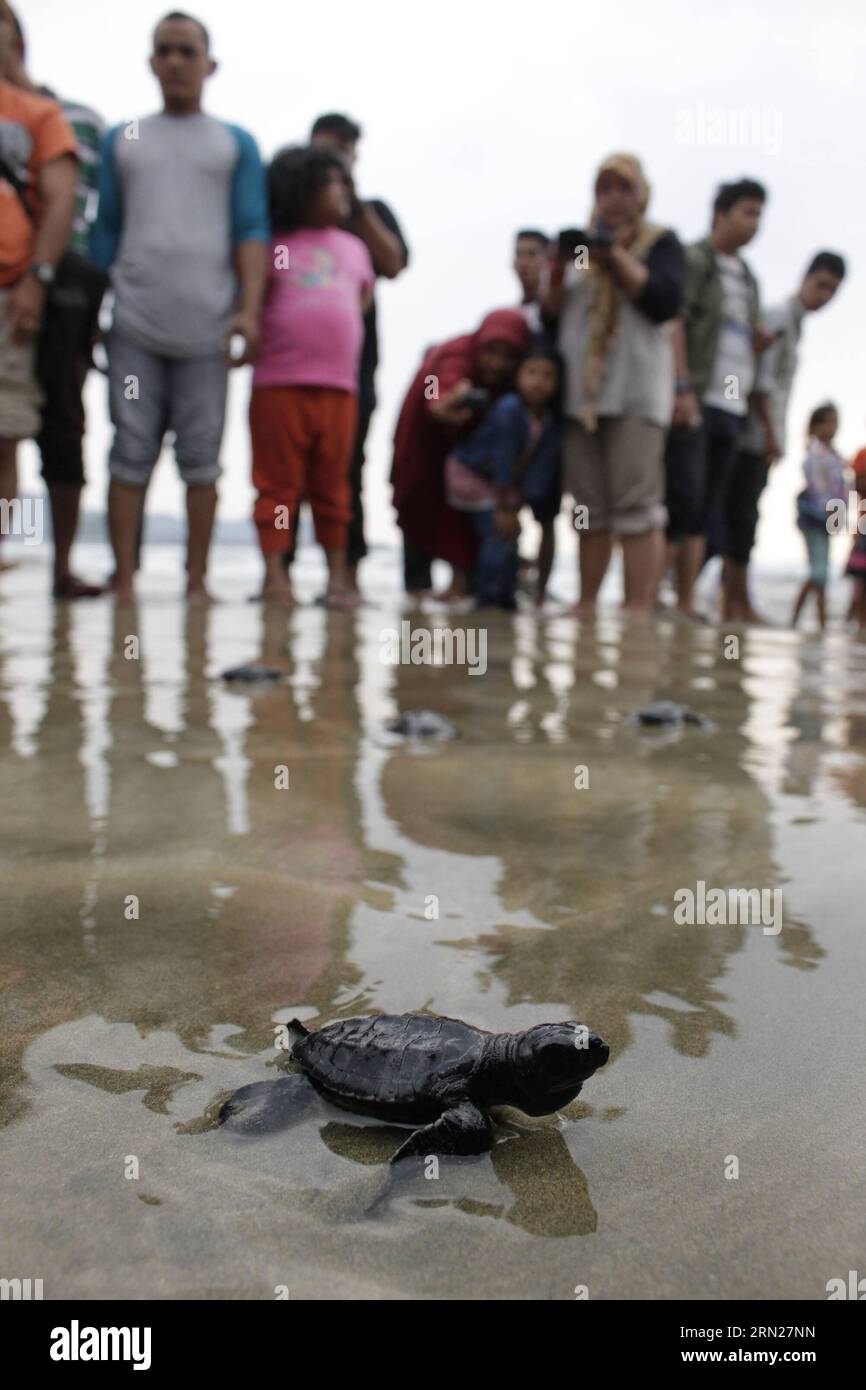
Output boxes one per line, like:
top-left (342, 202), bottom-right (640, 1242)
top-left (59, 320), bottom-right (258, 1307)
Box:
top-left (107, 330), bottom-right (227, 486)
top-left (564, 415), bottom-right (667, 534)
top-left (0, 287), bottom-right (42, 441)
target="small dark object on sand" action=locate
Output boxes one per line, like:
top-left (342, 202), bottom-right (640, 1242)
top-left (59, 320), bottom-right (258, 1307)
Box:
top-left (221, 664), bottom-right (283, 683)
top-left (221, 1013), bottom-right (609, 1162)
top-left (387, 709), bottom-right (458, 739)
top-left (636, 700), bottom-right (712, 728)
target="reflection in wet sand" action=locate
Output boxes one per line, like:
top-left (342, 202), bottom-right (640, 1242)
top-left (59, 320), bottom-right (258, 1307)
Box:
top-left (0, 553), bottom-right (864, 1299)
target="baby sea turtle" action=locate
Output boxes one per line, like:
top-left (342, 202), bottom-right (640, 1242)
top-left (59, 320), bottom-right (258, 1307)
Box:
top-left (635, 700), bottom-right (712, 728)
top-left (387, 710), bottom-right (458, 739)
top-left (221, 1013), bottom-right (609, 1162)
top-left (221, 664), bottom-right (284, 684)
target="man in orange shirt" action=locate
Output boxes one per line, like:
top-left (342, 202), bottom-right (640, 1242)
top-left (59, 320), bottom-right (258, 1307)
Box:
top-left (0, 0), bottom-right (77, 567)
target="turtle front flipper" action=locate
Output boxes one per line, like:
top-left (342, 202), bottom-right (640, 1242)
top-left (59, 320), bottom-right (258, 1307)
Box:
top-left (390, 1101), bottom-right (493, 1164)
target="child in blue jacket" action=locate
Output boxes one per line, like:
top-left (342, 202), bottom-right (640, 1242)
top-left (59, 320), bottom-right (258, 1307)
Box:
top-left (446, 347), bottom-right (562, 608)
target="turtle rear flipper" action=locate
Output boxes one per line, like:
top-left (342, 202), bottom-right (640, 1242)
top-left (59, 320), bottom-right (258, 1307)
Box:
top-left (390, 1101), bottom-right (493, 1164)
top-left (219, 1073), bottom-right (319, 1136)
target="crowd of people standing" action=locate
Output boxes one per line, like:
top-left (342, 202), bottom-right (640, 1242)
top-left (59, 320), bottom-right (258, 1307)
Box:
top-left (0, 6), bottom-right (857, 626)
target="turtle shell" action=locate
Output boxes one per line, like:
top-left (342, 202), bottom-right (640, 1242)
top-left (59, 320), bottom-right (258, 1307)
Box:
top-left (387, 710), bottom-right (458, 740)
top-left (292, 1012), bottom-right (486, 1123)
top-left (636, 700), bottom-right (712, 728)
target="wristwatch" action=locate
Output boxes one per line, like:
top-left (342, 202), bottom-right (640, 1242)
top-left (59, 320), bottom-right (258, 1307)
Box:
top-left (674, 378), bottom-right (692, 395)
top-left (28, 262), bottom-right (56, 286)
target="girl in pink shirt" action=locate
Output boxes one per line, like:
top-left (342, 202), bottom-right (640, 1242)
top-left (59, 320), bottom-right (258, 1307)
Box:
top-left (250, 146), bottom-right (374, 606)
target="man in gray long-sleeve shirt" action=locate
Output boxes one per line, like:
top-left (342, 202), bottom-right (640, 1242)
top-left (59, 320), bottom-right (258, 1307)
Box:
top-left (90, 10), bottom-right (268, 602)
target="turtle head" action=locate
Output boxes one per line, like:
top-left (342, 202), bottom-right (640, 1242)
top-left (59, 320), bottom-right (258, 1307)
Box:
top-left (507, 1022), bottom-right (609, 1116)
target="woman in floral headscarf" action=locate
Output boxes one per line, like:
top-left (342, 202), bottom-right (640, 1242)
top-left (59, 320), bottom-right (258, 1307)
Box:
top-left (545, 153), bottom-right (685, 616)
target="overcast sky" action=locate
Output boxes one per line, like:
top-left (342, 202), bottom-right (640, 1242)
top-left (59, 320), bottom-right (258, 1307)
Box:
top-left (18, 0), bottom-right (866, 561)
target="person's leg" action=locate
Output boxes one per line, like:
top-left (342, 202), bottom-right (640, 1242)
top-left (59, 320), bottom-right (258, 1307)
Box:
top-left (577, 532), bottom-right (613, 613)
top-left (47, 485), bottom-right (101, 595)
top-left (43, 358), bottom-right (102, 596)
top-left (306, 388), bottom-right (358, 606)
top-left (699, 408), bottom-right (743, 611)
top-left (702, 408), bottom-right (741, 567)
top-left (813, 532), bottom-right (830, 630)
top-left (403, 539), bottom-right (433, 596)
top-left (791, 578), bottom-right (811, 627)
top-left (621, 530), bottom-right (664, 611)
top-left (169, 351), bottom-right (229, 600)
top-left (664, 421), bottom-right (707, 615)
top-left (105, 331), bottom-right (167, 599)
top-left (346, 403), bottom-right (373, 594)
top-left (536, 518), bottom-right (555, 604)
top-left (250, 386), bottom-right (307, 603)
top-left (675, 536), bottom-right (706, 616)
top-left (0, 439), bottom-right (17, 569)
top-left (474, 508), bottom-right (518, 609)
top-left (108, 481), bottom-right (147, 602)
top-left (793, 528), bottom-right (825, 627)
top-left (184, 483), bottom-right (218, 601)
top-left (606, 417), bottom-right (667, 613)
top-left (36, 292), bottom-right (102, 596)
top-left (721, 448), bottom-right (770, 622)
top-left (564, 419), bottom-right (609, 616)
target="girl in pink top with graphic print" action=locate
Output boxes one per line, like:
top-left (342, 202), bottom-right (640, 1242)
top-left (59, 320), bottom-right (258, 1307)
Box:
top-left (250, 146), bottom-right (374, 607)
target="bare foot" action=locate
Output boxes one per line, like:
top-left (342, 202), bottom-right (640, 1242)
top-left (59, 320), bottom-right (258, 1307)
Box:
top-left (676, 604), bottom-right (711, 624)
top-left (261, 585), bottom-right (295, 607)
top-left (727, 603), bottom-right (770, 626)
top-left (111, 579), bottom-right (136, 604)
top-left (53, 575), bottom-right (104, 600)
top-left (0, 555), bottom-right (20, 572)
top-left (323, 588), bottom-right (363, 610)
top-left (186, 584), bottom-right (214, 606)
top-left (565, 600), bottom-right (597, 620)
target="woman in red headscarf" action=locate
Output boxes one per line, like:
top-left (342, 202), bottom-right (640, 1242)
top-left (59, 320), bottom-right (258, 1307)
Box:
top-left (391, 309), bottom-right (530, 597)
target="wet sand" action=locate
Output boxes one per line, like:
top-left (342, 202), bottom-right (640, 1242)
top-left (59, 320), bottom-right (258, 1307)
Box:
top-left (1, 546), bottom-right (864, 1300)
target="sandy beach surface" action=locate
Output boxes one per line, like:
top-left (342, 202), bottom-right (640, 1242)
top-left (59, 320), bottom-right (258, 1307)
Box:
top-left (0, 544), bottom-right (863, 1300)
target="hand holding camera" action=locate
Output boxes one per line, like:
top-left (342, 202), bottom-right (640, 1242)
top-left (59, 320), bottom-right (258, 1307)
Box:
top-left (556, 222), bottom-right (616, 263)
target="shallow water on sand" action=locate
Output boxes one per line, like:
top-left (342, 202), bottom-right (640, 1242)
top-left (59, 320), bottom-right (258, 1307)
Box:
top-left (1, 547), bottom-right (864, 1300)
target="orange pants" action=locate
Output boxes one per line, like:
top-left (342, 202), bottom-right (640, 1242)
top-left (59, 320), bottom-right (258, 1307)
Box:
top-left (250, 385), bottom-right (358, 554)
